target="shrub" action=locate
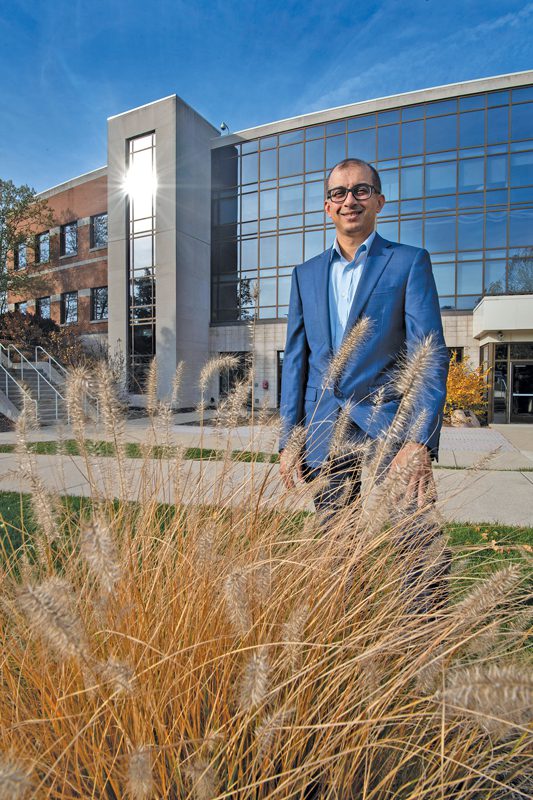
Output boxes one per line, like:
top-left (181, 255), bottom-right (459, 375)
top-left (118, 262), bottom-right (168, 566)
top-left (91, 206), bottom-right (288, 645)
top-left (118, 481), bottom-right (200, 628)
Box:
top-left (0, 349), bottom-right (530, 799)
top-left (444, 351), bottom-right (491, 420)
top-left (0, 309), bottom-right (85, 365)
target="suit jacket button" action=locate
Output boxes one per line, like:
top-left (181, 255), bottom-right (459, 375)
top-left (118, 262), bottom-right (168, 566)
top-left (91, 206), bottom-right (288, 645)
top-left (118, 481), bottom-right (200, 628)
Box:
top-left (334, 389), bottom-right (341, 398)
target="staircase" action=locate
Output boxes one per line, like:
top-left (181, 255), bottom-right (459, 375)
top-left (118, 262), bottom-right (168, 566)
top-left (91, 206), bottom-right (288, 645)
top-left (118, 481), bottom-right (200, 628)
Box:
top-left (0, 345), bottom-right (98, 427)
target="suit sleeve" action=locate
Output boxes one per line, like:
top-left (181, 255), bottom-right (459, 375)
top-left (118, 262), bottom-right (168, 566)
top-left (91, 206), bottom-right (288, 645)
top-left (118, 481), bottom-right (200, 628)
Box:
top-left (279, 267), bottom-right (310, 451)
top-left (404, 248), bottom-right (450, 459)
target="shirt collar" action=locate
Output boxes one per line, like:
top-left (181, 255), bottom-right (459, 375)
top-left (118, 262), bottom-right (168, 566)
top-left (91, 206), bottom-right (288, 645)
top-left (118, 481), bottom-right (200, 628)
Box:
top-left (330, 230), bottom-right (377, 263)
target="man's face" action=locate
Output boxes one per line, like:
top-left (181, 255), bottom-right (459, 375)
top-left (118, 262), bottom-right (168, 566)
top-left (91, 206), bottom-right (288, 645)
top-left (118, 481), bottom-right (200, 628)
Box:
top-left (324, 163), bottom-right (385, 240)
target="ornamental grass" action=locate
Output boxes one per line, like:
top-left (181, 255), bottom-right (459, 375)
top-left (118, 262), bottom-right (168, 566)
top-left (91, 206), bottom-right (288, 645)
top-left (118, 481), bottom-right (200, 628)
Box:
top-left (0, 343), bottom-right (531, 799)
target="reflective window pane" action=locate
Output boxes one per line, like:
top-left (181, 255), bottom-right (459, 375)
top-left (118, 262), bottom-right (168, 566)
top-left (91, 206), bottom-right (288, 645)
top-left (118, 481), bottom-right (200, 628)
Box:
top-left (241, 238), bottom-right (258, 269)
top-left (426, 99), bottom-right (457, 116)
top-left (485, 260), bottom-right (506, 293)
top-left (425, 115), bottom-right (457, 152)
top-left (279, 144), bottom-right (303, 177)
top-left (260, 236), bottom-right (277, 267)
top-left (459, 111), bottom-right (485, 147)
top-left (378, 110), bottom-right (400, 124)
top-left (279, 130), bottom-right (303, 145)
top-left (305, 181), bottom-right (325, 212)
top-left (379, 169), bottom-right (399, 201)
top-left (510, 151), bottom-right (533, 186)
top-left (460, 95), bottom-right (485, 111)
top-left (279, 184), bottom-right (303, 215)
top-left (260, 189), bottom-right (277, 218)
top-left (305, 230), bottom-right (324, 259)
top-left (260, 149), bottom-right (277, 180)
top-left (459, 158), bottom-right (484, 191)
top-left (401, 120), bottom-right (424, 155)
top-left (426, 162), bottom-right (456, 195)
top-left (488, 90), bottom-right (509, 107)
top-left (305, 139), bottom-right (325, 172)
top-left (326, 135), bottom-right (346, 168)
top-left (401, 104), bottom-right (425, 121)
top-left (487, 106), bottom-right (509, 143)
top-left (378, 124), bottom-right (399, 160)
top-left (487, 154), bottom-right (508, 188)
top-left (259, 277), bottom-right (276, 306)
top-left (305, 125), bottom-right (324, 139)
top-left (278, 275), bottom-right (292, 305)
top-left (37, 231), bottom-right (50, 263)
top-left (510, 207), bottom-right (533, 247)
top-left (485, 211), bottom-right (507, 249)
top-left (424, 216), bottom-right (456, 252)
top-left (278, 233), bottom-right (303, 266)
top-left (457, 261), bottom-right (482, 294)
top-left (241, 192), bottom-right (258, 222)
top-left (433, 262), bottom-right (455, 294)
top-left (508, 250), bottom-right (533, 292)
top-left (458, 214), bottom-right (484, 250)
top-left (513, 87), bottom-right (533, 103)
top-left (377, 219), bottom-right (398, 240)
top-left (347, 129), bottom-right (375, 162)
top-left (401, 166), bottom-right (423, 198)
top-left (241, 153), bottom-right (258, 184)
top-left (511, 102), bottom-right (533, 141)
top-left (132, 236), bottom-right (153, 268)
top-left (400, 217), bottom-right (423, 248)
top-left (348, 114), bottom-right (375, 130)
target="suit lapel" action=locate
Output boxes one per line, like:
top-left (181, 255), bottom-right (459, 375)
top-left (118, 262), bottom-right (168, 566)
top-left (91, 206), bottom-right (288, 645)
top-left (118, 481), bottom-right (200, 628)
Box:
top-left (342, 233), bottom-right (394, 337)
top-left (314, 249), bottom-right (333, 352)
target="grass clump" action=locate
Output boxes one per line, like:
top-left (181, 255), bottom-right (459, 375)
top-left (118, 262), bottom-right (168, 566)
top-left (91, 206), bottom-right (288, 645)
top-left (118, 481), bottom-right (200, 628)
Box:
top-left (0, 353), bottom-right (531, 799)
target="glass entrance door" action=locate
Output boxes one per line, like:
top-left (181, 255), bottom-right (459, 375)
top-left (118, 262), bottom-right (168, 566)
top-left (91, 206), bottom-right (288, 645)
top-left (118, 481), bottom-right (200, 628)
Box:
top-left (510, 362), bottom-right (533, 423)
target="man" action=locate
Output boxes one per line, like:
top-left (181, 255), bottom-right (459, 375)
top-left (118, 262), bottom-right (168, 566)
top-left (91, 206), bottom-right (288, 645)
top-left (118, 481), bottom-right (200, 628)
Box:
top-left (279, 158), bottom-right (449, 511)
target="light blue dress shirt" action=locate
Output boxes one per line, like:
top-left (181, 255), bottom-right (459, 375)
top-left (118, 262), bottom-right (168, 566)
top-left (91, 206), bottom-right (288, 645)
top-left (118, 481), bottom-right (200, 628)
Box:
top-left (328, 230), bottom-right (376, 352)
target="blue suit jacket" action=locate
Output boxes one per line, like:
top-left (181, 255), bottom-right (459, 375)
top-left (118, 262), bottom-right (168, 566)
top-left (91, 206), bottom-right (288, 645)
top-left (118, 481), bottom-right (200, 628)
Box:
top-left (279, 233), bottom-right (449, 469)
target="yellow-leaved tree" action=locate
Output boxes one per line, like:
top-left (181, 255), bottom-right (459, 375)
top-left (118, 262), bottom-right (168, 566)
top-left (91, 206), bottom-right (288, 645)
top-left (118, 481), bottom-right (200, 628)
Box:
top-left (444, 351), bottom-right (491, 421)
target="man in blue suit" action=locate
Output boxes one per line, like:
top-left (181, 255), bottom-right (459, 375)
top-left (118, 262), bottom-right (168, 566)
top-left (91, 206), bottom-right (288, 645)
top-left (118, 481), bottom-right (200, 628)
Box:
top-left (279, 158), bottom-right (449, 511)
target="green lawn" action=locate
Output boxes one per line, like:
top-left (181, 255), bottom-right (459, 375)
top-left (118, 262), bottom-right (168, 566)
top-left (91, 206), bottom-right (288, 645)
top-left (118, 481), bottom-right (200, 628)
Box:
top-left (0, 441), bottom-right (280, 463)
top-left (0, 490), bottom-right (531, 577)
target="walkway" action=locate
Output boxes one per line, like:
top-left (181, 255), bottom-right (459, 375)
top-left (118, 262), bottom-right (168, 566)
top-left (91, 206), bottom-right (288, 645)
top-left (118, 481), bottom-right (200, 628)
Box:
top-left (0, 419), bottom-right (532, 526)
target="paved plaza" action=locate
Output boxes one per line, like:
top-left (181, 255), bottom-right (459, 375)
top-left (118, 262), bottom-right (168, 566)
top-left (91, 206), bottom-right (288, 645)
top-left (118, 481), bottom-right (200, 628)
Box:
top-left (0, 418), bottom-right (532, 526)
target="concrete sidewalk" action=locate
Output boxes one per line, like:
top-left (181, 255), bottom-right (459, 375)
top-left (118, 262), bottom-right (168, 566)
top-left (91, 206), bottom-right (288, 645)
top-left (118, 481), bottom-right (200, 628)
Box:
top-left (0, 447), bottom-right (532, 527)
top-left (0, 418), bottom-right (532, 526)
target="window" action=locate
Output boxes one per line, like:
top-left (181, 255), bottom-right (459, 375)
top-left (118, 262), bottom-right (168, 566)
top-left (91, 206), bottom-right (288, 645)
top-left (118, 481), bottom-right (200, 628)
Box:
top-left (15, 301), bottom-right (27, 314)
top-left (14, 243), bottom-right (27, 270)
top-left (36, 296), bottom-right (51, 319)
top-left (91, 286), bottom-right (108, 320)
top-left (60, 222), bottom-right (77, 256)
top-left (90, 213), bottom-right (108, 248)
top-left (35, 231), bottom-right (50, 263)
top-left (61, 291), bottom-right (78, 324)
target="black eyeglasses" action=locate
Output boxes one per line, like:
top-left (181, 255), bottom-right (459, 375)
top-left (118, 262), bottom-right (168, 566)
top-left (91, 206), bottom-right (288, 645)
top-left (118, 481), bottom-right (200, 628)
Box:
top-left (326, 183), bottom-right (380, 203)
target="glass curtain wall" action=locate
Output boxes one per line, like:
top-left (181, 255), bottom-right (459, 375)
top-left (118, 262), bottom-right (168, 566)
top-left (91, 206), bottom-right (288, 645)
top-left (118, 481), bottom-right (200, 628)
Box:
top-left (211, 85), bottom-right (533, 321)
top-left (126, 132), bottom-right (156, 391)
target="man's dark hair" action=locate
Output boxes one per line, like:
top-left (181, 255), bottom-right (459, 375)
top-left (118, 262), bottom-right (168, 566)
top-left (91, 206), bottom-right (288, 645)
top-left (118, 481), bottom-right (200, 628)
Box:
top-left (326, 158), bottom-right (382, 194)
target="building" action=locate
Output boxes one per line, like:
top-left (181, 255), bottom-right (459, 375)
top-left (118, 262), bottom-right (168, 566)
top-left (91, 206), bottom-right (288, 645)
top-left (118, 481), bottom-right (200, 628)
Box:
top-left (7, 70), bottom-right (533, 422)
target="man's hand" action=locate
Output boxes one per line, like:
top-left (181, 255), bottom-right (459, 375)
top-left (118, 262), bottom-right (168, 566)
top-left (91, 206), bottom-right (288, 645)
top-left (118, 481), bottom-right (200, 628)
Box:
top-left (389, 442), bottom-right (435, 508)
top-left (279, 448), bottom-right (304, 489)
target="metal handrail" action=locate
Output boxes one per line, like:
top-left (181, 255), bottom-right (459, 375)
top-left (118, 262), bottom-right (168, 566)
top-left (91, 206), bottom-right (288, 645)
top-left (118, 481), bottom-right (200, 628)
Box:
top-left (34, 345), bottom-right (68, 381)
top-left (34, 345), bottom-right (100, 421)
top-left (0, 343), bottom-right (65, 421)
top-left (0, 363), bottom-right (38, 420)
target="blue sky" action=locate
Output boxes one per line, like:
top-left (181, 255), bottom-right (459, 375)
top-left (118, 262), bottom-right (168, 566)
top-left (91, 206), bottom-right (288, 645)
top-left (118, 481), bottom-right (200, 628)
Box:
top-left (0, 0), bottom-right (531, 192)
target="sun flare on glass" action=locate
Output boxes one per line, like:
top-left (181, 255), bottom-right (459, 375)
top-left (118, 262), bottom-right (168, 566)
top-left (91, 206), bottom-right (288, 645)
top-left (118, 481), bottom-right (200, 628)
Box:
top-left (123, 162), bottom-right (157, 198)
